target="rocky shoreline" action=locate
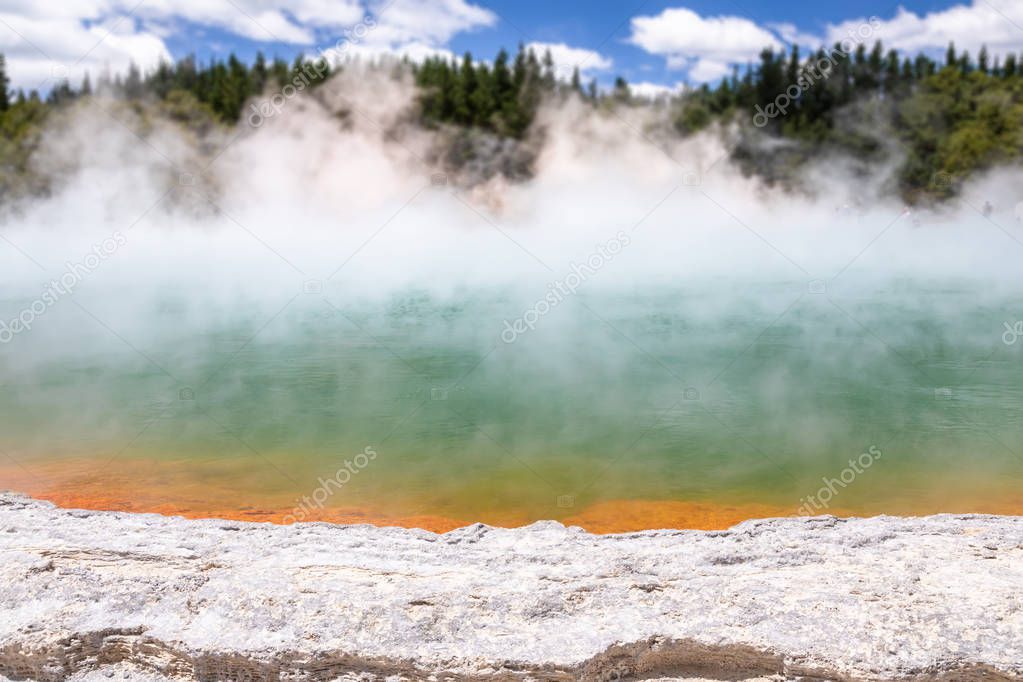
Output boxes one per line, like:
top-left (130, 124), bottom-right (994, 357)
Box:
top-left (1, 492), bottom-right (1021, 681)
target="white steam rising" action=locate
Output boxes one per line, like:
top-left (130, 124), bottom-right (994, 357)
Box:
top-left (1, 64), bottom-right (1022, 357)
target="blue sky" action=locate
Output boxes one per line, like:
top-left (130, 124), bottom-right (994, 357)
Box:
top-left (445, 0), bottom-right (969, 87)
top-left (1, 0), bottom-right (1020, 94)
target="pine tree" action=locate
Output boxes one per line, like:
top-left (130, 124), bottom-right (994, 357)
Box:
top-left (253, 51), bottom-right (268, 93)
top-left (493, 49), bottom-right (512, 99)
top-left (512, 44), bottom-right (527, 97)
top-left (150, 60), bottom-right (174, 98)
top-left (0, 53), bottom-right (9, 112)
top-left (757, 48), bottom-right (784, 106)
top-left (884, 49), bottom-right (900, 91)
top-left (613, 76), bottom-right (629, 102)
top-left (829, 44), bottom-right (851, 105)
top-left (738, 62), bottom-right (755, 108)
top-left (541, 49), bottom-right (555, 91)
top-left (449, 58), bottom-right (469, 125)
top-left (454, 52), bottom-right (476, 125)
top-left (470, 62), bottom-right (494, 126)
top-left (901, 57), bottom-right (914, 84)
top-left (1005, 53), bottom-right (1018, 77)
top-left (868, 41), bottom-right (884, 85)
top-left (124, 62), bottom-right (142, 98)
top-left (97, 67), bottom-right (112, 94)
top-left (174, 55), bottom-right (197, 92)
top-left (516, 47), bottom-right (542, 132)
top-left (570, 66), bottom-right (582, 94)
top-left (958, 51), bottom-right (972, 74)
top-left (786, 45), bottom-right (800, 90)
top-left (270, 57), bottom-right (289, 86)
top-left (47, 79), bottom-right (74, 106)
top-left (492, 49), bottom-right (514, 132)
top-left (915, 54), bottom-right (932, 80)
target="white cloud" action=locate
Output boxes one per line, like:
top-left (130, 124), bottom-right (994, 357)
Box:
top-left (768, 22), bottom-right (822, 49)
top-left (628, 0), bottom-right (1023, 87)
top-left (364, 0), bottom-right (496, 48)
top-left (826, 2), bottom-right (1023, 60)
top-left (342, 41), bottom-right (457, 65)
top-left (525, 41), bottom-right (612, 80)
top-left (0, 1), bottom-right (365, 44)
top-left (628, 81), bottom-right (686, 100)
top-left (344, 0), bottom-right (495, 68)
top-left (687, 59), bottom-right (732, 82)
top-left (629, 7), bottom-right (782, 82)
top-left (0, 11), bottom-right (171, 91)
top-left (288, 0), bottom-right (366, 29)
top-left (0, 0), bottom-right (496, 89)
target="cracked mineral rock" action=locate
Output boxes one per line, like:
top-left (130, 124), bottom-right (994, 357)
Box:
top-left (0, 492), bottom-right (1021, 681)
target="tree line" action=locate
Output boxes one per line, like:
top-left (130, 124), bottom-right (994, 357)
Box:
top-left (1, 39), bottom-right (1022, 201)
top-left (680, 41), bottom-right (1023, 199)
top-left (0, 44), bottom-right (575, 132)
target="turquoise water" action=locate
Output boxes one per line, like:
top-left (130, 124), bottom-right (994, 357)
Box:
top-left (2, 277), bottom-right (1022, 523)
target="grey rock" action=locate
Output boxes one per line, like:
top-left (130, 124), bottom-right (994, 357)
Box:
top-left (0, 492), bottom-right (1021, 681)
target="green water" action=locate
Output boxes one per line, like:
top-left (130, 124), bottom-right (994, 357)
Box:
top-left (2, 277), bottom-right (1022, 521)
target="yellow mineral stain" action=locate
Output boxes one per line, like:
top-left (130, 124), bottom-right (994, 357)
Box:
top-left (3, 457), bottom-right (1023, 534)
top-left (559, 498), bottom-right (807, 532)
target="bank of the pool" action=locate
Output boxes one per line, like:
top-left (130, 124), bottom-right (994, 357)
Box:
top-left (7, 488), bottom-right (809, 533)
top-left (1, 491), bottom-right (1021, 681)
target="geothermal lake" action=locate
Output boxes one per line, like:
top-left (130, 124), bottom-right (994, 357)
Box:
top-left (2, 276), bottom-right (1022, 530)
